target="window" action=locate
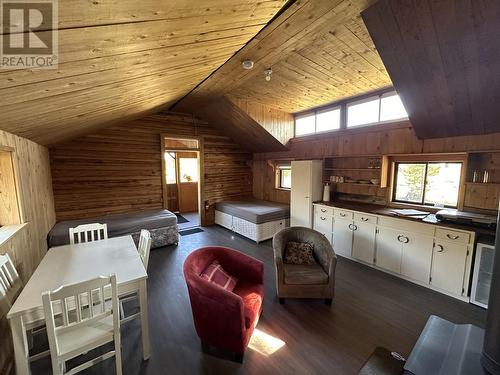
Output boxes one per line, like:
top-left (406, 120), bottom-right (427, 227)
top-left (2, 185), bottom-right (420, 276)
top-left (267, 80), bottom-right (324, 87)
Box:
top-left (380, 92), bottom-right (408, 122)
top-left (347, 96), bottom-right (380, 127)
top-left (278, 166), bottom-right (291, 189)
top-left (316, 108), bottom-right (341, 132)
top-left (295, 90), bottom-right (408, 136)
top-left (179, 158), bottom-right (199, 183)
top-left (393, 162), bottom-right (463, 207)
top-left (164, 152), bottom-right (177, 184)
top-left (295, 113), bottom-right (315, 136)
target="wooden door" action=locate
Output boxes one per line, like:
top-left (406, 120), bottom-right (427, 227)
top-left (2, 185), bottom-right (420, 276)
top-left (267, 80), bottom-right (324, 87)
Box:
top-left (177, 152), bottom-right (199, 213)
top-left (332, 217), bottom-right (353, 258)
top-left (430, 240), bottom-right (468, 296)
top-left (401, 232), bottom-right (434, 284)
top-left (375, 227), bottom-right (402, 274)
top-left (352, 221), bottom-right (376, 264)
top-left (291, 161), bottom-right (312, 227)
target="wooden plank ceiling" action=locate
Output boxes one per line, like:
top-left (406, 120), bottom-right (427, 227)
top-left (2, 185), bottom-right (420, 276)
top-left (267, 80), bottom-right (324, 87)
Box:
top-left (0, 0), bottom-right (286, 145)
top-left (362, 0), bottom-right (500, 138)
top-left (175, 0), bottom-right (392, 113)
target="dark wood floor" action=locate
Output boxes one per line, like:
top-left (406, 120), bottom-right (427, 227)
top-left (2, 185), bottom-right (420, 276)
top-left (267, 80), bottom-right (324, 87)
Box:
top-left (32, 226), bottom-right (487, 375)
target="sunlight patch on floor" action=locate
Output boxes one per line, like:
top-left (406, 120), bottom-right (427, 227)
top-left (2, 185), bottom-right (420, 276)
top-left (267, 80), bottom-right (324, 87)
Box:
top-left (248, 328), bottom-right (286, 356)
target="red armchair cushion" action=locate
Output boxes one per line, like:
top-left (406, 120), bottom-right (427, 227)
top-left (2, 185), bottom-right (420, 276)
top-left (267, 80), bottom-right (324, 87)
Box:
top-left (233, 282), bottom-right (264, 328)
top-left (200, 260), bottom-right (238, 292)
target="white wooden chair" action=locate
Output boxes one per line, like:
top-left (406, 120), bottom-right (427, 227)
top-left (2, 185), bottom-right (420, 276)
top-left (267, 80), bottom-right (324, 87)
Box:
top-left (0, 253), bottom-right (22, 304)
top-left (69, 223), bottom-right (108, 245)
top-left (137, 230), bottom-right (152, 270)
top-left (119, 230), bottom-right (151, 323)
top-left (42, 275), bottom-right (122, 375)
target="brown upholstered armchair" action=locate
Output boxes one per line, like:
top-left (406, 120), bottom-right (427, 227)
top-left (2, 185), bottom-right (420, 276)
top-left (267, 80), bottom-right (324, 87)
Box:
top-left (273, 227), bottom-right (337, 305)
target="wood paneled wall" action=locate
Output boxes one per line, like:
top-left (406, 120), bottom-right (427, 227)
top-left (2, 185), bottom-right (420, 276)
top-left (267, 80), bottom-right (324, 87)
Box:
top-left (50, 112), bottom-right (253, 225)
top-left (253, 121), bottom-right (500, 208)
top-left (0, 130), bottom-right (56, 374)
top-left (230, 98), bottom-right (295, 145)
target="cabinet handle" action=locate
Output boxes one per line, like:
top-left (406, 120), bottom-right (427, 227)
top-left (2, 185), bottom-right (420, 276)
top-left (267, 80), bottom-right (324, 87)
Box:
top-left (361, 217), bottom-right (369, 222)
top-left (446, 234), bottom-right (459, 240)
top-left (320, 216), bottom-right (327, 221)
top-left (397, 235), bottom-right (404, 243)
top-left (321, 209), bottom-right (327, 213)
top-left (403, 236), bottom-right (409, 243)
top-left (435, 244), bottom-right (444, 252)
top-left (348, 223), bottom-right (354, 230)
top-left (353, 224), bottom-right (358, 231)
top-left (398, 235), bottom-right (409, 243)
top-left (340, 213), bottom-right (346, 217)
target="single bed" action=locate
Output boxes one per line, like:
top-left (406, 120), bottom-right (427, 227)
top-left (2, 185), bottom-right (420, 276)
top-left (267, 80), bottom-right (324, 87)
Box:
top-left (48, 209), bottom-right (179, 249)
top-left (215, 199), bottom-right (290, 242)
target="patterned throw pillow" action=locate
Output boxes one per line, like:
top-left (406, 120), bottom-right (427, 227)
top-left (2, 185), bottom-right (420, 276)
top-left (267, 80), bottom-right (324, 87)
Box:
top-left (200, 261), bottom-right (238, 292)
top-left (284, 242), bottom-right (316, 265)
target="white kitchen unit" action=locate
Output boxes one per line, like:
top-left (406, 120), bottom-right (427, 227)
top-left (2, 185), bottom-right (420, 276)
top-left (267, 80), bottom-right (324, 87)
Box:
top-left (313, 203), bottom-right (476, 302)
top-left (471, 242), bottom-right (495, 308)
top-left (290, 160), bottom-right (323, 227)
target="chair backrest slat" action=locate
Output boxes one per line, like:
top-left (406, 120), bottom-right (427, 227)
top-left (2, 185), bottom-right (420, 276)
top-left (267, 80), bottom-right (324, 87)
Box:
top-left (137, 230), bottom-right (152, 270)
top-left (69, 223), bottom-right (108, 245)
top-left (0, 254), bottom-right (22, 304)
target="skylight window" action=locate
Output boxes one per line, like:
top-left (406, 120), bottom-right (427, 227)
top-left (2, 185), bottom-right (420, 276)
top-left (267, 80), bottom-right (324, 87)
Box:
top-left (295, 113), bottom-right (315, 136)
top-left (346, 96), bottom-right (380, 127)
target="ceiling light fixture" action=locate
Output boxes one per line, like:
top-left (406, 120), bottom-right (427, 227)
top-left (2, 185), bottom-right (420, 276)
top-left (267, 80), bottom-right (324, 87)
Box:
top-left (264, 68), bottom-right (273, 81)
top-left (241, 60), bottom-right (254, 70)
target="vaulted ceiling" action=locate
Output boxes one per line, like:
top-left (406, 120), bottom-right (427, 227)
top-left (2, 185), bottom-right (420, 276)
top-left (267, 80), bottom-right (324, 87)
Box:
top-left (0, 0), bottom-right (287, 145)
top-left (175, 0), bottom-right (392, 113)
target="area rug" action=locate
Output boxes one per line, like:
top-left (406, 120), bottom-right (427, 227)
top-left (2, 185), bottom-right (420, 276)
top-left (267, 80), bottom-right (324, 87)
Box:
top-left (175, 213), bottom-right (189, 224)
top-left (179, 228), bottom-right (204, 236)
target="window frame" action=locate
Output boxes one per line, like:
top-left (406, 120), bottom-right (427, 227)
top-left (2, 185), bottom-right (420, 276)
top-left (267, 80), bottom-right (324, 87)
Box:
top-left (392, 161), bottom-right (464, 208)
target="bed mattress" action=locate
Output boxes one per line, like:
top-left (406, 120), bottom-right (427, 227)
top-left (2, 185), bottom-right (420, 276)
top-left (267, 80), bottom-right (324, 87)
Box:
top-left (215, 200), bottom-right (290, 224)
top-left (48, 209), bottom-right (178, 247)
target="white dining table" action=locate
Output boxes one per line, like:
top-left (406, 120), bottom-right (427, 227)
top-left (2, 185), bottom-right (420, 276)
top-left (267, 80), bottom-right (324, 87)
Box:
top-left (7, 235), bottom-right (150, 375)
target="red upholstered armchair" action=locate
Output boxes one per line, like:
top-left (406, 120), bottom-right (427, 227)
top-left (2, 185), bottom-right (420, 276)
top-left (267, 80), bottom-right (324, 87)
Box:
top-left (183, 246), bottom-right (264, 362)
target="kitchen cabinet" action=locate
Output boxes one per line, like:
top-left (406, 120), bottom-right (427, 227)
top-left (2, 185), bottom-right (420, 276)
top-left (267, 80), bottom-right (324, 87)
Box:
top-left (375, 226), bottom-right (403, 273)
top-left (430, 239), bottom-right (469, 297)
top-left (352, 221), bottom-right (377, 265)
top-left (332, 217), bottom-right (353, 257)
top-left (311, 203), bottom-right (475, 302)
top-left (290, 160), bottom-right (323, 227)
top-left (401, 232), bottom-right (434, 284)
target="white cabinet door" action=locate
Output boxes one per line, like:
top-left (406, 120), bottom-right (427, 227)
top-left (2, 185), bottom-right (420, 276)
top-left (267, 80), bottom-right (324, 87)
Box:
top-left (431, 240), bottom-right (468, 296)
top-left (375, 227), bottom-right (402, 274)
top-left (332, 218), bottom-right (353, 257)
top-left (290, 161), bottom-right (311, 227)
top-left (352, 221), bottom-right (376, 264)
top-left (401, 232), bottom-right (434, 284)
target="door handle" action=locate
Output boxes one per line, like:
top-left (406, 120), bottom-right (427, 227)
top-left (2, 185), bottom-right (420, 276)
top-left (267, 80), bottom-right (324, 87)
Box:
top-left (446, 234), bottom-right (459, 240)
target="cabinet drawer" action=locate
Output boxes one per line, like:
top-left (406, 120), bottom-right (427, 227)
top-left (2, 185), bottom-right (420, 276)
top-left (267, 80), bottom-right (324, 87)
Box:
top-left (314, 213), bottom-right (333, 232)
top-left (314, 205), bottom-right (334, 217)
top-left (435, 228), bottom-right (471, 244)
top-left (334, 209), bottom-right (353, 220)
top-left (378, 216), bottom-right (435, 236)
top-left (354, 212), bottom-right (377, 225)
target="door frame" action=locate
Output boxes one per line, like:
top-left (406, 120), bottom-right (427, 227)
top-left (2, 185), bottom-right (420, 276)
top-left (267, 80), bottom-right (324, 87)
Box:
top-left (160, 134), bottom-right (204, 226)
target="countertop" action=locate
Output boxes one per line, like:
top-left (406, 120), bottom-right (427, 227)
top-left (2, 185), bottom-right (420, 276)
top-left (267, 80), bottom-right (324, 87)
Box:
top-left (313, 200), bottom-right (496, 242)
